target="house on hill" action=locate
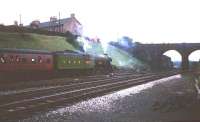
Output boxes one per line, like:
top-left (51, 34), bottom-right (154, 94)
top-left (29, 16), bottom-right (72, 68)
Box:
top-left (29, 14), bottom-right (82, 36)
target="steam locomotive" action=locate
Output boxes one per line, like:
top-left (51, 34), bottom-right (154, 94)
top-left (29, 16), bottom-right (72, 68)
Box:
top-left (0, 48), bottom-right (112, 79)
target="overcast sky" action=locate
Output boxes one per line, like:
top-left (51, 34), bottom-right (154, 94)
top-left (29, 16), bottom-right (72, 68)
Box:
top-left (1, 0), bottom-right (200, 60)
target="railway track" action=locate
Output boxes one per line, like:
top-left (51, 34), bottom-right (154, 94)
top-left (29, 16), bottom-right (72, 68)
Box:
top-left (0, 70), bottom-right (146, 93)
top-left (0, 72), bottom-right (154, 104)
top-left (0, 71), bottom-right (178, 121)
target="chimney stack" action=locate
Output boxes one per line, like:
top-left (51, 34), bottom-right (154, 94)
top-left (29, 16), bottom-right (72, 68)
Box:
top-left (50, 16), bottom-right (57, 22)
top-left (70, 13), bottom-right (75, 18)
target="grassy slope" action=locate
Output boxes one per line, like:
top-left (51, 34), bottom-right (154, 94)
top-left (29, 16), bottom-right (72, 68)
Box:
top-left (0, 32), bottom-right (76, 51)
top-left (106, 45), bottom-right (150, 71)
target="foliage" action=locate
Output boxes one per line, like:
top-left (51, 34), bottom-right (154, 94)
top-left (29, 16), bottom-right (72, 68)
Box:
top-left (118, 36), bottom-right (134, 47)
top-left (109, 36), bottom-right (138, 54)
top-left (65, 32), bottom-right (84, 52)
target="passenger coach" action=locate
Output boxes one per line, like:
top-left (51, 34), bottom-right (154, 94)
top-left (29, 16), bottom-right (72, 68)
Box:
top-left (0, 48), bottom-right (54, 73)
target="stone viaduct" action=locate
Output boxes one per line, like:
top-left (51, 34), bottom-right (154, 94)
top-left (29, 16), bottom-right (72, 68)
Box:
top-left (134, 43), bottom-right (200, 70)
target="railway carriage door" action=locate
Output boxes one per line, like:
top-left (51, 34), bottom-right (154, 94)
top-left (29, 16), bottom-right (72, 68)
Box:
top-left (10, 55), bottom-right (14, 63)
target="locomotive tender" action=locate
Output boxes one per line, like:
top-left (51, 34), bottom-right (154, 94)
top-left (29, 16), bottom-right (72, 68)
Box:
top-left (0, 48), bottom-right (112, 75)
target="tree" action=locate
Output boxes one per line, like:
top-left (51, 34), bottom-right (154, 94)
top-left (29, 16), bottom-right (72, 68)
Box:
top-left (65, 31), bottom-right (84, 52)
top-left (109, 36), bottom-right (136, 53)
top-left (118, 36), bottom-right (134, 48)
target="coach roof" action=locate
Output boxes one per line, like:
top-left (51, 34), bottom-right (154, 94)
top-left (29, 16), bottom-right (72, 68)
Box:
top-left (0, 48), bottom-right (52, 54)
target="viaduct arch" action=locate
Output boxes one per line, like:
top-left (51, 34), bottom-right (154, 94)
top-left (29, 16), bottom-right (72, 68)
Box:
top-left (134, 43), bottom-right (200, 70)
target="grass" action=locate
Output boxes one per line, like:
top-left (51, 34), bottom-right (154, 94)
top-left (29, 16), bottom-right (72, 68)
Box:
top-left (0, 32), bottom-right (76, 51)
top-left (106, 45), bottom-right (150, 71)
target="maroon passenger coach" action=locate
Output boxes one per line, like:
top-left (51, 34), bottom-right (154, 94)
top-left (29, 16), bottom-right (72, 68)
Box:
top-left (0, 48), bottom-right (54, 73)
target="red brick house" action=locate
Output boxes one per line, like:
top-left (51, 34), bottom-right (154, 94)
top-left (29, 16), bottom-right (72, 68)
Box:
top-left (29, 14), bottom-right (82, 36)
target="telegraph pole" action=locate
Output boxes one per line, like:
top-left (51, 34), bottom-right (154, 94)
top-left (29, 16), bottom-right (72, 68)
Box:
top-left (19, 14), bottom-right (21, 25)
top-left (59, 12), bottom-right (61, 32)
top-left (19, 14), bottom-right (22, 26)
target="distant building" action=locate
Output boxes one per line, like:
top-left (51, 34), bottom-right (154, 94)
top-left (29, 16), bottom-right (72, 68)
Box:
top-left (29, 14), bottom-right (82, 36)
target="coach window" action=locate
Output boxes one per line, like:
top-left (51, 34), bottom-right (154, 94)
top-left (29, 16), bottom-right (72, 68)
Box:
top-left (0, 55), bottom-right (6, 63)
top-left (31, 58), bottom-right (36, 64)
top-left (16, 56), bottom-right (20, 63)
top-left (10, 55), bottom-right (14, 62)
top-left (38, 56), bottom-right (42, 63)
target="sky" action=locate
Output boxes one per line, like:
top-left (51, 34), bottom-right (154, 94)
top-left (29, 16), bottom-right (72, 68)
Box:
top-left (1, 0), bottom-right (200, 61)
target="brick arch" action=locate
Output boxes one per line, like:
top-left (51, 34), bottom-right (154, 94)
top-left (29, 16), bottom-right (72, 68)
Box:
top-left (188, 49), bottom-right (200, 65)
top-left (159, 49), bottom-right (182, 69)
top-left (161, 50), bottom-right (188, 71)
top-left (160, 49), bottom-right (182, 57)
top-left (188, 49), bottom-right (200, 58)
top-left (154, 47), bottom-right (196, 71)
top-left (134, 43), bottom-right (200, 71)
top-left (180, 48), bottom-right (200, 71)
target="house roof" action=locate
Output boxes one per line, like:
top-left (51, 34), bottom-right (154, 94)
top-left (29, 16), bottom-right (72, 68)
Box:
top-left (38, 18), bottom-right (70, 28)
top-left (38, 17), bottom-right (82, 28)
